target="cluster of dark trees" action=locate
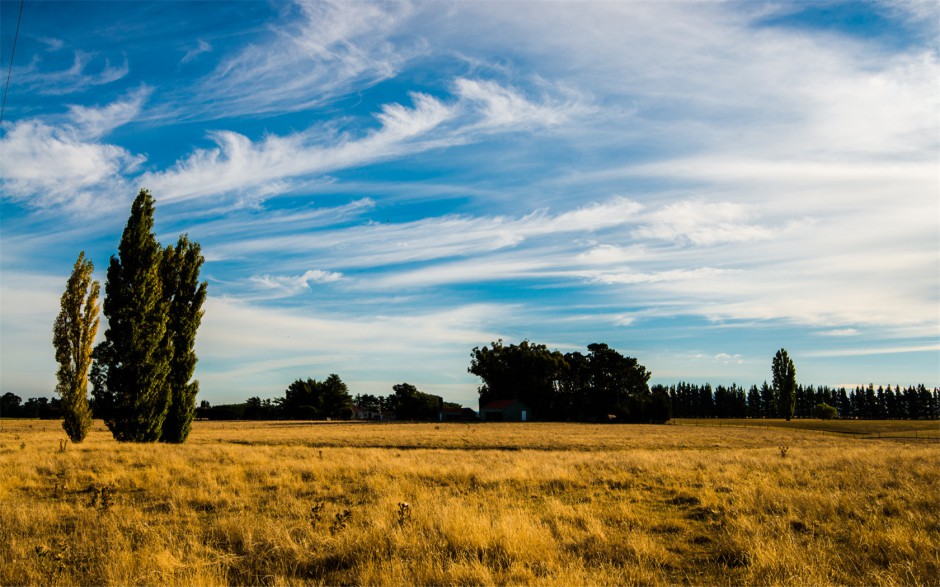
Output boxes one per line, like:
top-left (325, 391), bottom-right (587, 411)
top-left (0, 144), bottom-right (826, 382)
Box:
top-left (46, 189), bottom-right (207, 443)
top-left (377, 383), bottom-right (452, 420)
top-left (469, 340), bottom-right (669, 422)
top-left (1, 393), bottom-right (63, 419)
top-left (277, 374), bottom-right (355, 420)
top-left (198, 379), bottom-right (450, 421)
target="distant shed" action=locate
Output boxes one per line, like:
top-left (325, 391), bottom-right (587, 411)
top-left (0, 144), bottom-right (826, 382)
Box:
top-left (479, 399), bottom-right (530, 422)
top-left (439, 407), bottom-right (478, 422)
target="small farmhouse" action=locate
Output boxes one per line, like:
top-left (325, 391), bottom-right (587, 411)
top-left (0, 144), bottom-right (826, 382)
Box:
top-left (353, 405), bottom-right (385, 420)
top-left (479, 399), bottom-right (530, 422)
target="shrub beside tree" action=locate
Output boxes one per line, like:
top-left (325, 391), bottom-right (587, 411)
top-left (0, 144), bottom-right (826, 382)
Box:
top-left (812, 403), bottom-right (838, 420)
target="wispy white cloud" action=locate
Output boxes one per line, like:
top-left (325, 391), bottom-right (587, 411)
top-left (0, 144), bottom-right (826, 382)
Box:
top-left (587, 267), bottom-right (732, 286)
top-left (144, 80), bottom-right (582, 205)
top-left (373, 92), bottom-right (455, 139)
top-left (369, 256), bottom-right (555, 289)
top-left (189, 198), bottom-right (375, 242)
top-left (66, 86), bottom-right (151, 139)
top-left (442, 0), bottom-right (938, 164)
top-left (181, 39), bottom-right (212, 64)
top-left (576, 244), bottom-right (644, 266)
top-left (453, 78), bottom-right (586, 131)
top-left (632, 200), bottom-right (774, 246)
top-left (883, 0), bottom-right (940, 32)
top-left (15, 51), bottom-right (128, 95)
top-left (801, 51), bottom-right (939, 157)
top-left (816, 328), bottom-right (860, 337)
top-left (36, 36), bottom-right (65, 52)
top-left (0, 120), bottom-right (141, 211)
top-left (0, 92), bottom-right (147, 212)
top-left (805, 344), bottom-right (940, 358)
top-left (199, 179), bottom-right (935, 339)
top-left (549, 198), bottom-right (642, 232)
top-left (621, 158), bottom-right (936, 187)
top-left (714, 353), bottom-right (743, 365)
top-left (670, 266), bottom-right (938, 332)
top-left (142, 92), bottom-right (455, 203)
top-left (215, 196), bottom-right (643, 269)
top-left (250, 269), bottom-right (343, 297)
top-left (183, 0), bottom-right (416, 118)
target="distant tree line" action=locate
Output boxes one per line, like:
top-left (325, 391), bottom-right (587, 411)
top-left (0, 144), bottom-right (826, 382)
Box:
top-left (1, 394), bottom-right (63, 419)
top-left (5, 382), bottom-right (938, 422)
top-left (659, 382), bottom-right (940, 420)
top-left (196, 378), bottom-right (448, 421)
top-left (11, 322), bottom-right (940, 424)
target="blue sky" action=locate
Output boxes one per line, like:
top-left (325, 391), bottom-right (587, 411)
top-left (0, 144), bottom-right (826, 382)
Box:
top-left (1, 0), bottom-right (937, 407)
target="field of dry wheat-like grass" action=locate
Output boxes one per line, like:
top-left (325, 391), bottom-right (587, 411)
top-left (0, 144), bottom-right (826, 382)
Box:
top-left (1, 419), bottom-right (938, 586)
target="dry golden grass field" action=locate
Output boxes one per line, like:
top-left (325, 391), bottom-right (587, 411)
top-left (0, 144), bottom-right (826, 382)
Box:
top-left (1, 419), bottom-right (938, 586)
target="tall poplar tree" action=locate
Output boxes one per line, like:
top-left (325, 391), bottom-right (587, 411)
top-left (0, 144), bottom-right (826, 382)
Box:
top-left (53, 252), bottom-right (100, 442)
top-left (160, 235), bottom-right (207, 443)
top-left (94, 189), bottom-right (172, 442)
top-left (772, 348), bottom-right (796, 421)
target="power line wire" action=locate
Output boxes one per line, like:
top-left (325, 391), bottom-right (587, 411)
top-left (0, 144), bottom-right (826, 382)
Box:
top-left (1, 0), bottom-right (26, 126)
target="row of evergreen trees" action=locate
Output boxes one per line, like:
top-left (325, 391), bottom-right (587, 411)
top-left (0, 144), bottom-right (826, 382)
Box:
top-left (51, 189), bottom-right (206, 443)
top-left (658, 382), bottom-right (940, 420)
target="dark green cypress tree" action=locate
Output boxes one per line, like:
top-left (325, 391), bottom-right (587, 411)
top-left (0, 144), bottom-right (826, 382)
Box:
top-left (772, 348), bottom-right (796, 421)
top-left (95, 189), bottom-right (172, 442)
top-left (746, 384), bottom-right (762, 419)
top-left (160, 234), bottom-right (207, 443)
